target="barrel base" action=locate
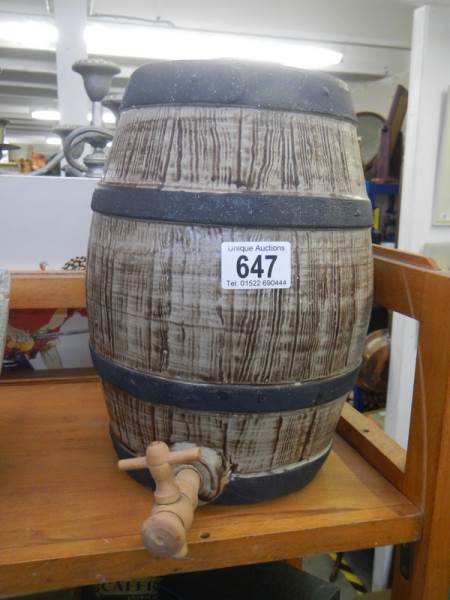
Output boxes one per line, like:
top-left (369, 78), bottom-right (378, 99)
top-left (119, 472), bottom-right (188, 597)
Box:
top-left (111, 432), bottom-right (331, 505)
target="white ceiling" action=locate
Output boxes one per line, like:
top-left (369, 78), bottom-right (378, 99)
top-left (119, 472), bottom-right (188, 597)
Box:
top-left (0, 0), bottom-right (419, 143)
top-left (0, 0), bottom-right (416, 46)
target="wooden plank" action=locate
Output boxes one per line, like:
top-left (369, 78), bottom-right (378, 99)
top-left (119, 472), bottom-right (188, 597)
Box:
top-left (372, 244), bottom-right (440, 270)
top-left (391, 268), bottom-right (450, 599)
top-left (373, 253), bottom-right (450, 319)
top-left (0, 380), bottom-right (421, 594)
top-left (368, 247), bottom-right (450, 598)
top-left (337, 403), bottom-right (406, 491)
top-left (7, 249), bottom-right (443, 316)
top-left (0, 367), bottom-right (98, 386)
top-left (9, 271), bottom-right (86, 309)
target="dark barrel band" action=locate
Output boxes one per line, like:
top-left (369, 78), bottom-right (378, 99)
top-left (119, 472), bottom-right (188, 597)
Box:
top-left (91, 348), bottom-right (359, 413)
top-left (111, 431), bottom-right (331, 505)
top-left (92, 186), bottom-right (372, 228)
top-left (121, 60), bottom-right (356, 122)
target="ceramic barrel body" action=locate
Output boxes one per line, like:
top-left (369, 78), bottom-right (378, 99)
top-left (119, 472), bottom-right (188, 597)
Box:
top-left (87, 60), bottom-right (373, 504)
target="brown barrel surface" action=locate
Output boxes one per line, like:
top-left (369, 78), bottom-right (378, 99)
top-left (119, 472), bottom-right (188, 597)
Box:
top-left (87, 60), bottom-right (373, 504)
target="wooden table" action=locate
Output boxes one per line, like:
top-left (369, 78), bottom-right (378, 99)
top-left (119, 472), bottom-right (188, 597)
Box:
top-left (1, 245), bottom-right (449, 599)
top-left (0, 378), bottom-right (420, 594)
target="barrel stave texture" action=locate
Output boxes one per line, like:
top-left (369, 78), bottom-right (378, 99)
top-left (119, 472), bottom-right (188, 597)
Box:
top-left (87, 217), bottom-right (372, 385)
top-left (104, 106), bottom-right (365, 198)
top-left (104, 381), bottom-right (345, 474)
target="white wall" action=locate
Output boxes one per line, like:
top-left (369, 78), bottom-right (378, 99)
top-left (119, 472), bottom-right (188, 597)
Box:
top-left (349, 73), bottom-right (409, 117)
top-left (385, 0), bottom-right (450, 458)
top-left (0, 175), bottom-right (95, 370)
top-left (0, 175), bottom-right (95, 269)
top-left (398, 5), bottom-right (450, 252)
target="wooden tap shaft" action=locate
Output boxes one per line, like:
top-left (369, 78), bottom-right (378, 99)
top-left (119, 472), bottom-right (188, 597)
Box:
top-left (118, 447), bottom-right (201, 472)
top-left (167, 447), bottom-right (201, 464)
top-left (141, 466), bottom-right (202, 558)
top-left (118, 457), bottom-right (147, 471)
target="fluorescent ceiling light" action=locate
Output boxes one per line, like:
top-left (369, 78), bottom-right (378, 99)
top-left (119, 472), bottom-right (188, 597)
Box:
top-left (46, 136), bottom-right (61, 145)
top-left (0, 20), bottom-right (57, 50)
top-left (102, 109), bottom-right (116, 124)
top-left (86, 23), bottom-right (343, 69)
top-left (31, 110), bottom-right (60, 121)
top-left (0, 19), bottom-right (342, 69)
top-left (32, 109), bottom-right (115, 124)
top-left (5, 134), bottom-right (60, 145)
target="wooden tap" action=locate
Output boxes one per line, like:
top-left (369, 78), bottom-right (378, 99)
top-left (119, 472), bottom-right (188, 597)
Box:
top-left (118, 442), bottom-right (202, 558)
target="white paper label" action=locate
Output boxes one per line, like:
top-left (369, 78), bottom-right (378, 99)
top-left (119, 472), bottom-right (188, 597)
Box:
top-left (221, 241), bottom-right (291, 290)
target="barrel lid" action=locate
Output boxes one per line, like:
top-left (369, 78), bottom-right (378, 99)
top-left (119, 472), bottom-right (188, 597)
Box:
top-left (121, 60), bottom-right (355, 121)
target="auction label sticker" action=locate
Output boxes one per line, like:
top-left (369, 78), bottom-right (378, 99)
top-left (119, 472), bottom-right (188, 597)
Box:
top-left (221, 241), bottom-right (291, 289)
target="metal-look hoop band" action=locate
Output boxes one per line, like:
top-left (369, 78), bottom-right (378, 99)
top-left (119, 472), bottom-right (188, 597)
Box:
top-left (92, 186), bottom-right (372, 228)
top-left (92, 348), bottom-right (358, 413)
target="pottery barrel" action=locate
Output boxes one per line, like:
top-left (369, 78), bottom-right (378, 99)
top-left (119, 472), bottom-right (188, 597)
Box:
top-left (86, 60), bottom-right (373, 504)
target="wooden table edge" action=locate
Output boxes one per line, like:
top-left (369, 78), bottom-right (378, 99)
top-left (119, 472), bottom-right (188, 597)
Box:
top-left (0, 511), bottom-right (422, 594)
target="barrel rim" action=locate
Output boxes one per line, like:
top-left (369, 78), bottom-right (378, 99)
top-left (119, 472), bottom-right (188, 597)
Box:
top-left (91, 348), bottom-right (359, 413)
top-left (120, 59), bottom-right (356, 122)
top-left (92, 186), bottom-right (373, 228)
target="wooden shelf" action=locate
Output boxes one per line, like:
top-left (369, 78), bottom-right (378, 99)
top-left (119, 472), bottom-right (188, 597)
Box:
top-left (0, 379), bottom-right (420, 594)
top-left (2, 246), bottom-right (450, 599)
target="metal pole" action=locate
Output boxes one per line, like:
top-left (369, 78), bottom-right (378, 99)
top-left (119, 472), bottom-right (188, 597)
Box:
top-left (54, 0), bottom-right (90, 125)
